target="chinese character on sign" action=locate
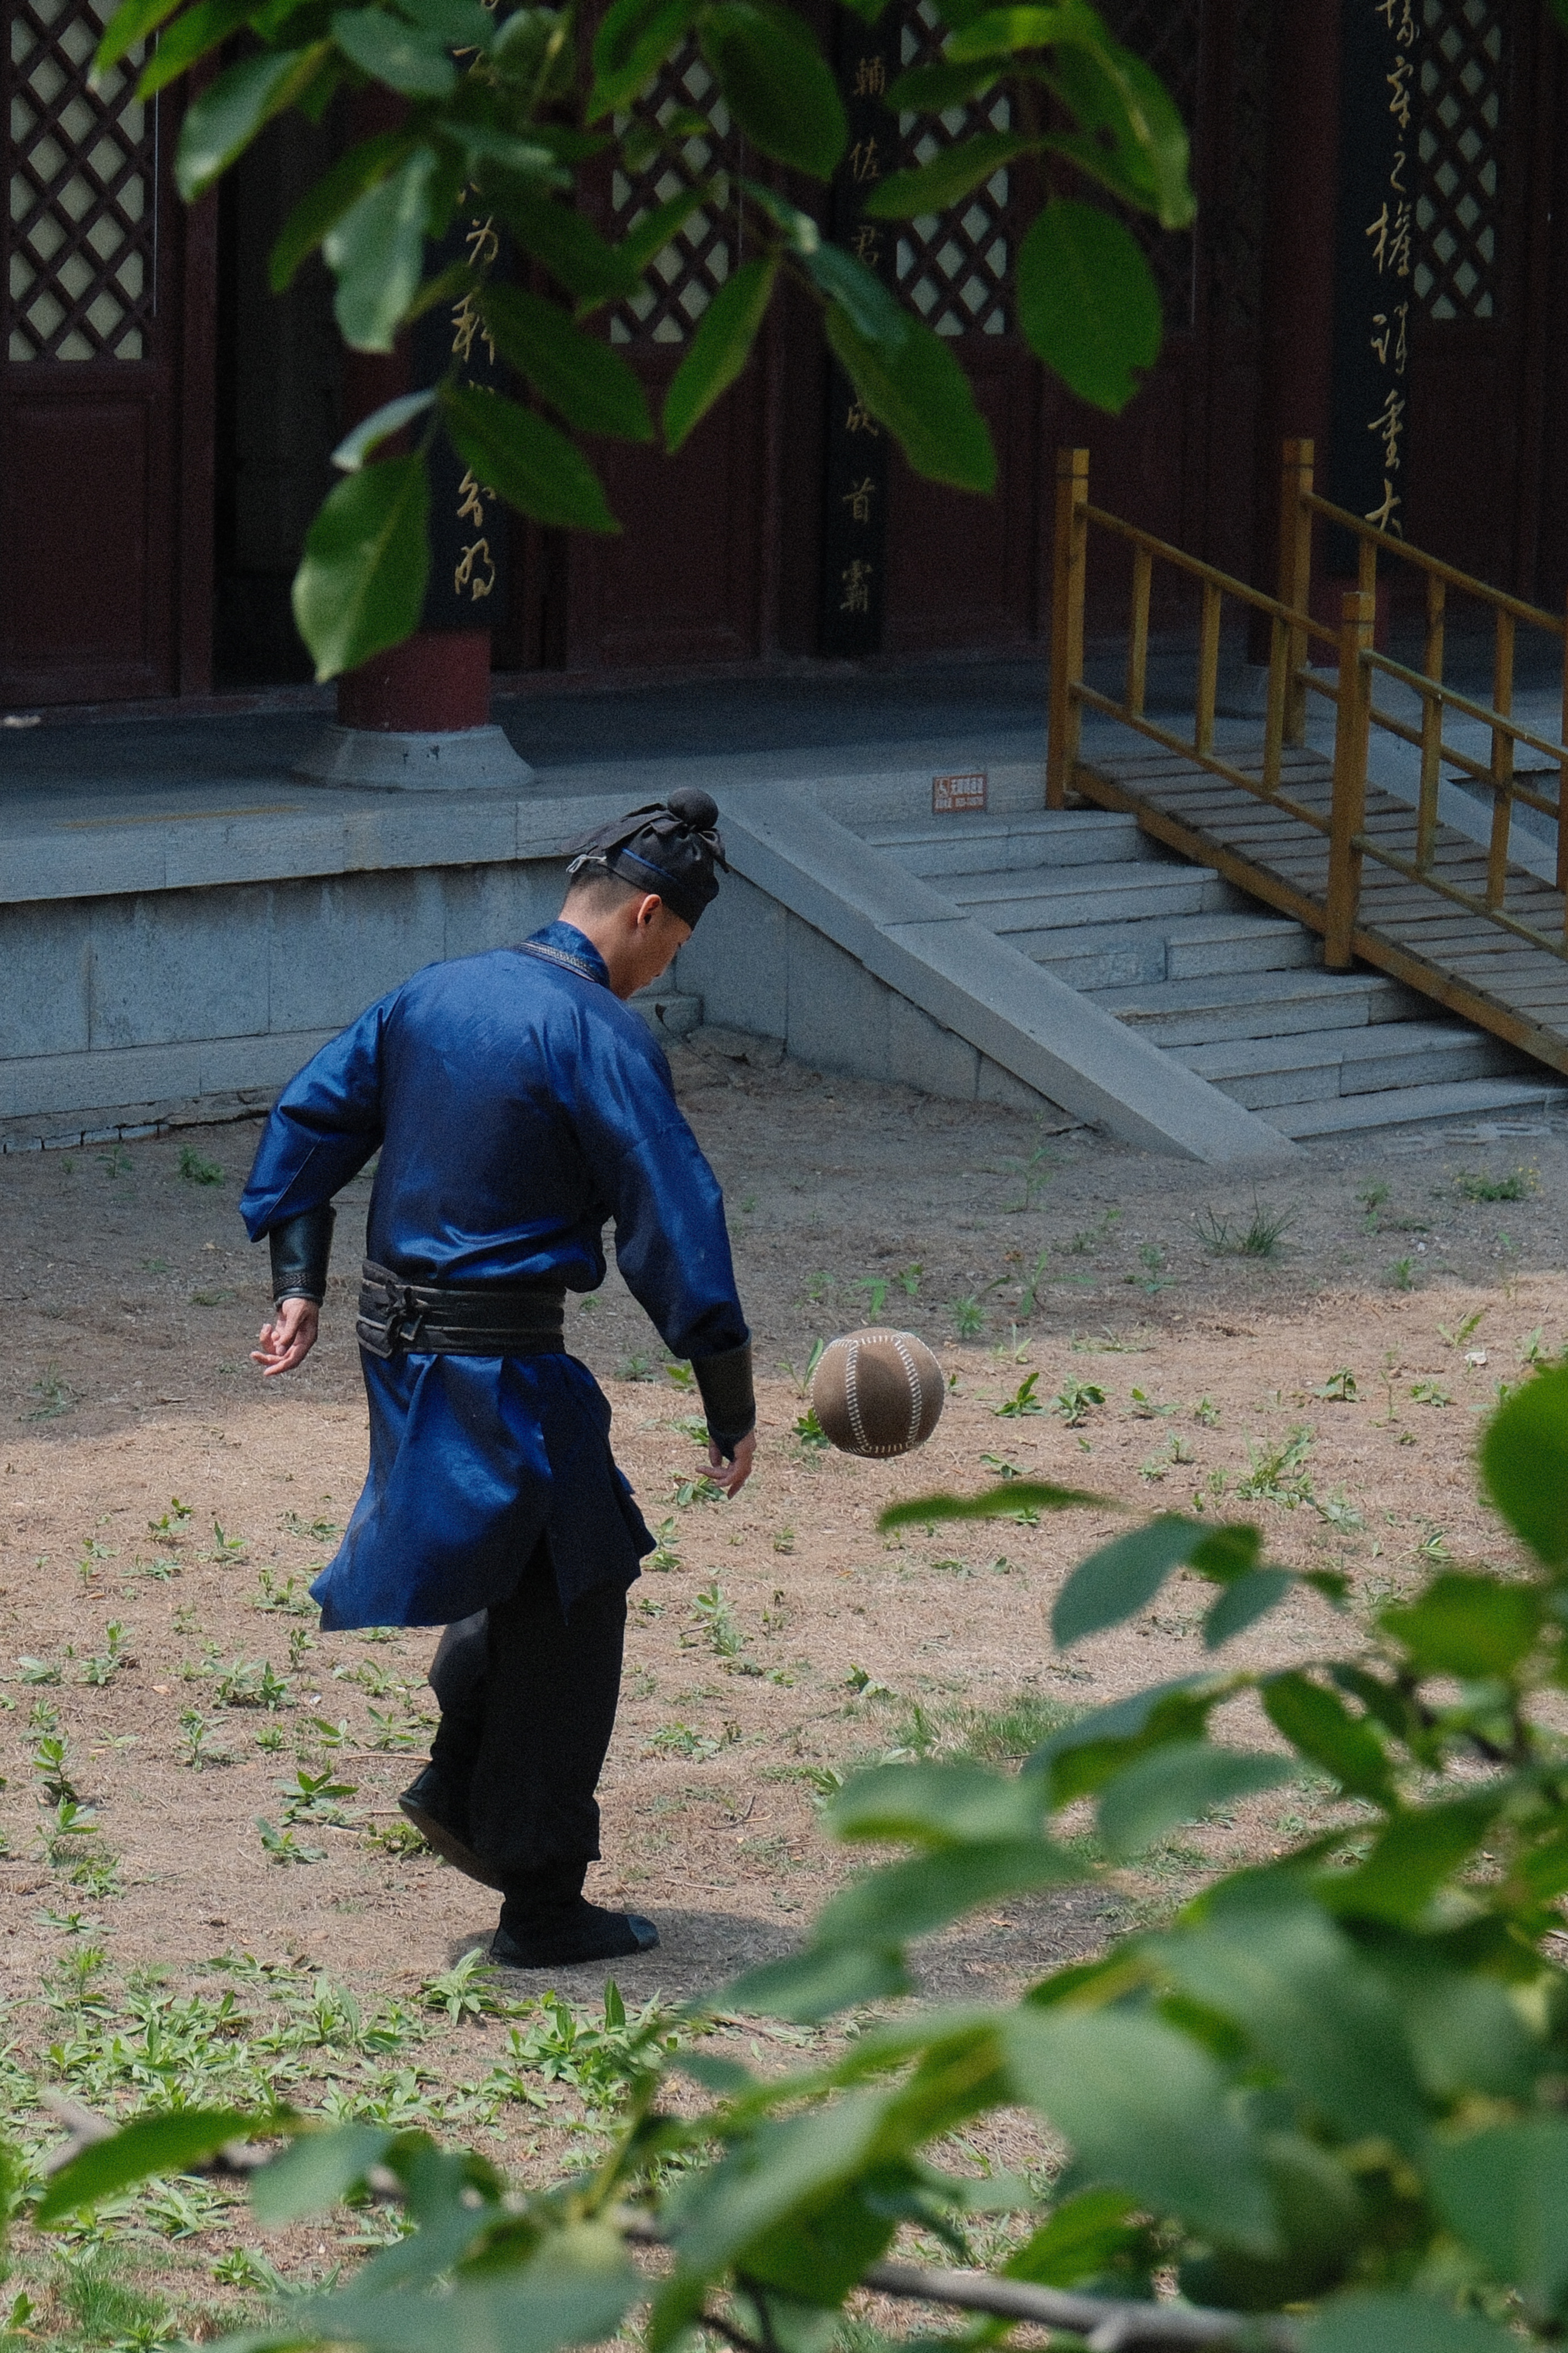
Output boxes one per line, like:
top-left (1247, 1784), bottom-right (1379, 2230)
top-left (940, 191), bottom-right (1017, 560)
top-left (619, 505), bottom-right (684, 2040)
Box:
top-left (845, 398), bottom-right (880, 436)
top-left (848, 136), bottom-right (881, 183)
top-left (450, 291), bottom-right (496, 364)
top-left (1386, 53), bottom-right (1413, 130)
top-left (1368, 387), bottom-right (1406, 471)
top-left (840, 559), bottom-right (873, 613)
top-left (1365, 479), bottom-right (1402, 535)
top-left (464, 214), bottom-right (499, 268)
top-left (843, 476), bottom-right (877, 524)
top-left (1366, 199), bottom-right (1412, 278)
top-left (852, 54), bottom-right (885, 96)
top-left (1370, 302), bottom-right (1409, 372)
top-left (1374, 0), bottom-right (1415, 44)
top-left (851, 223), bottom-right (885, 268)
top-left (455, 539), bottom-right (496, 600)
top-left (456, 471), bottom-right (486, 528)
top-left (932, 771), bottom-right (988, 815)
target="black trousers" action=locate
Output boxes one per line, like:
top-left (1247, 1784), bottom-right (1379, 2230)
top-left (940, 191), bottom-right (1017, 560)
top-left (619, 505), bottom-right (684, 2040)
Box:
top-left (426, 1540), bottom-right (628, 1882)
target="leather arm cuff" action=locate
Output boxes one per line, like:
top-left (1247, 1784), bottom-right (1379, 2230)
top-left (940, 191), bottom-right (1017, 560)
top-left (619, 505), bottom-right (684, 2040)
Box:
top-left (693, 1338), bottom-right (755, 1456)
top-left (268, 1206), bottom-right (336, 1304)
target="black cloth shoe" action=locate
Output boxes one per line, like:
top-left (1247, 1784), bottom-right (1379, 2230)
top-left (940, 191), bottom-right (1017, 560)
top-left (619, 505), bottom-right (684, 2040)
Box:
top-left (398, 1764), bottom-right (504, 1891)
top-left (489, 1902), bottom-right (659, 1968)
top-left (489, 1860), bottom-right (658, 1966)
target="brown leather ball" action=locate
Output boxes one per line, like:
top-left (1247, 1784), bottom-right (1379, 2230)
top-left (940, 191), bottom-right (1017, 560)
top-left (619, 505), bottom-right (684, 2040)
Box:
top-left (810, 1328), bottom-right (945, 1459)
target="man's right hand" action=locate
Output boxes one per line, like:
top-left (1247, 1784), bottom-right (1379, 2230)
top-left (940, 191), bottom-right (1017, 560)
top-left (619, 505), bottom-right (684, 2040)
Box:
top-left (708, 1429), bottom-right (756, 1498)
top-left (252, 1297), bottom-right (320, 1378)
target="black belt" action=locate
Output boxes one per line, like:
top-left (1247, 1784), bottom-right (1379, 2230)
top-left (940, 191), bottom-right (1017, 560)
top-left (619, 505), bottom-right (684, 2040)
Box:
top-left (356, 1261), bottom-right (567, 1359)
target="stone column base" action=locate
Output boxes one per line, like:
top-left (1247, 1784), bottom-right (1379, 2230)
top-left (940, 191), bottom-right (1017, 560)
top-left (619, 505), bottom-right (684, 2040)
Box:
top-left (293, 724), bottom-right (535, 792)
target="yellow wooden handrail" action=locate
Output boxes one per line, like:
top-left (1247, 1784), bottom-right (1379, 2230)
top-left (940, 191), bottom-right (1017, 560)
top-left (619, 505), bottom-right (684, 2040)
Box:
top-left (1046, 441), bottom-right (1568, 971)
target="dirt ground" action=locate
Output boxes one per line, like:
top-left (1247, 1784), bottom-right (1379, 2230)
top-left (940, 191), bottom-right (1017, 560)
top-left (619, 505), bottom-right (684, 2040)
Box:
top-left (1, 1040), bottom-right (1565, 2324)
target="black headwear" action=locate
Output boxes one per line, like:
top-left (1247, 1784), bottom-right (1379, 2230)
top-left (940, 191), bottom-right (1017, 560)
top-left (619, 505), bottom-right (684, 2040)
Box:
top-left (563, 787), bottom-right (728, 930)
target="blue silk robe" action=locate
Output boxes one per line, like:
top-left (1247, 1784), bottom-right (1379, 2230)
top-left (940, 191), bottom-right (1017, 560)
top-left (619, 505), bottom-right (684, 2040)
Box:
top-left (239, 923), bottom-right (748, 1631)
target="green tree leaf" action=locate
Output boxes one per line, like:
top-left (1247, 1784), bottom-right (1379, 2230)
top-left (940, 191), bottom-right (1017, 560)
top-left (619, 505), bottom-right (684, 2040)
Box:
top-left (138, 0), bottom-right (257, 96)
top-left (94, 0), bottom-right (187, 75)
top-left (1429, 2119), bottom-right (1568, 2312)
top-left (1096, 1743), bottom-right (1294, 1860)
top-left (827, 303), bottom-right (995, 490)
top-left (1015, 198), bottom-right (1161, 411)
top-left (1151, 1881), bottom-right (1429, 2156)
top-left (884, 59), bottom-right (1000, 110)
top-left (331, 6), bottom-right (457, 94)
top-left (270, 128), bottom-right (416, 291)
top-left (1029, 1675), bottom-right (1232, 1804)
top-left (1043, 33), bottom-right (1194, 227)
top-left (616, 187), bottom-right (710, 280)
top-left (1003, 2186), bottom-right (1144, 2286)
top-left (292, 456), bottom-right (430, 682)
top-left (1381, 1572), bottom-right (1544, 1677)
top-left (323, 147), bottom-right (439, 351)
top-left (502, 193), bottom-right (640, 301)
top-left (663, 256), bottom-right (776, 452)
top-left (1262, 1672), bottom-right (1396, 1805)
top-left (879, 1479), bottom-right (1102, 1532)
top-left (332, 389), bottom-right (436, 471)
top-left (807, 241), bottom-right (906, 341)
top-left (250, 2121), bottom-right (396, 2225)
top-left (1203, 1567), bottom-right (1295, 1648)
top-left (1324, 1794), bottom-right (1504, 1928)
top-left (944, 5), bottom-right (1070, 58)
top-left (865, 131), bottom-right (1035, 221)
top-left (481, 285), bottom-right (653, 440)
top-left (589, 0), bottom-right (701, 117)
top-left (722, 1943), bottom-right (913, 2022)
top-left (291, 2247), bottom-right (636, 2353)
top-left (440, 386), bottom-right (619, 532)
top-left (813, 1836), bottom-right (1083, 1949)
top-left (699, 3), bottom-right (846, 178)
top-left (1051, 1514), bottom-right (1200, 1647)
top-left (1304, 2292), bottom-right (1523, 2353)
top-left (1003, 2007), bottom-right (1277, 2253)
top-left (825, 1761), bottom-right (1047, 1847)
top-left (175, 45), bottom-right (329, 200)
top-left (36, 2109), bottom-right (266, 2225)
top-left (1480, 1363), bottom-right (1568, 1565)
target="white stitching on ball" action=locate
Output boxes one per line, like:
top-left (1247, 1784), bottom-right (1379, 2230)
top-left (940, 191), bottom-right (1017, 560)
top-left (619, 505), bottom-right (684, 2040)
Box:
top-left (891, 1335), bottom-right (921, 1450)
top-left (844, 1340), bottom-right (868, 1453)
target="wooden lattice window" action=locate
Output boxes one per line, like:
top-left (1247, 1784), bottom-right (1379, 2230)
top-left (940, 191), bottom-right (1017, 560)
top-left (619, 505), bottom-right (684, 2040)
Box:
top-left (5, 0), bottom-right (157, 359)
top-left (608, 42), bottom-right (738, 344)
top-left (893, 0), bottom-right (1010, 337)
top-left (1414, 0), bottom-right (1504, 321)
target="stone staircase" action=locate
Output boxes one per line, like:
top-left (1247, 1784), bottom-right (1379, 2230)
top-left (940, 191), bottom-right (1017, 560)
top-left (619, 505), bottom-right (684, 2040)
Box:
top-left (858, 810), bottom-right (1566, 1138)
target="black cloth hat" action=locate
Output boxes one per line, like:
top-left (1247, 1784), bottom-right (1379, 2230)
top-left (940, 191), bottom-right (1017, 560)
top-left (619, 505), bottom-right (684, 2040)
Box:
top-left (563, 788), bottom-right (728, 930)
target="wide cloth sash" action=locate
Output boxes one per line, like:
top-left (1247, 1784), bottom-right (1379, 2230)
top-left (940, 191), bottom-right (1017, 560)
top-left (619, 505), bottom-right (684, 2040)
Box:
top-left (356, 1260), bottom-right (567, 1359)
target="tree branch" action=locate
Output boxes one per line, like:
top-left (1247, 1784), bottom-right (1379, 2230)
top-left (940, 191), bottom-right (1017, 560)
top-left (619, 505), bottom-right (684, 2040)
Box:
top-left (861, 2259), bottom-right (1300, 2353)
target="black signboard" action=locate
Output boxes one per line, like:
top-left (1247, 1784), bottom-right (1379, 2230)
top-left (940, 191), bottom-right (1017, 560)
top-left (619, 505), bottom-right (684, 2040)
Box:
top-left (411, 208), bottom-right (512, 633)
top-left (1326, 0), bottom-right (1415, 572)
top-left (819, 12), bottom-right (896, 655)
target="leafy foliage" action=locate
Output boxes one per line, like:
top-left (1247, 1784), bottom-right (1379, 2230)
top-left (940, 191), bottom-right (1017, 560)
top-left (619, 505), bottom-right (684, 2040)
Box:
top-left (34, 1367), bottom-right (1568, 2353)
top-left (94, 0), bottom-right (1194, 673)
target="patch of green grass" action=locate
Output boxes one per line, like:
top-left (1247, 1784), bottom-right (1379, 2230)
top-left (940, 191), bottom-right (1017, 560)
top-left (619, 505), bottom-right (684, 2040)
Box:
top-left (1454, 1165), bottom-right (1538, 1203)
top-left (1195, 1198), bottom-right (1293, 1259)
top-left (177, 1145), bottom-right (224, 1186)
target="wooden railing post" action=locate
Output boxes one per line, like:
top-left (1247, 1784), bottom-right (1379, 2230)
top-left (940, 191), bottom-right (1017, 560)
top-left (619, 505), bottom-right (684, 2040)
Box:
top-left (1325, 588), bottom-right (1375, 970)
top-left (1277, 438), bottom-right (1315, 748)
top-left (1047, 447), bottom-right (1089, 809)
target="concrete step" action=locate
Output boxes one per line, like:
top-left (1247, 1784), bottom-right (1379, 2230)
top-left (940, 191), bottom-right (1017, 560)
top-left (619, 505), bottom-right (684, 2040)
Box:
top-left (1088, 967), bottom-right (1426, 1047)
top-left (1176, 1020), bottom-right (1522, 1109)
top-left (861, 812), bottom-right (1157, 874)
top-left (1010, 910), bottom-right (1323, 993)
top-left (956, 863), bottom-right (1240, 932)
top-left (632, 986), bottom-right (703, 1038)
top-left (1263, 1074), bottom-right (1568, 1139)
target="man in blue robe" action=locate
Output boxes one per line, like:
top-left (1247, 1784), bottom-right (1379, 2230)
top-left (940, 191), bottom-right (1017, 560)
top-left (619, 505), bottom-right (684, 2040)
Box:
top-left (238, 788), bottom-right (755, 1967)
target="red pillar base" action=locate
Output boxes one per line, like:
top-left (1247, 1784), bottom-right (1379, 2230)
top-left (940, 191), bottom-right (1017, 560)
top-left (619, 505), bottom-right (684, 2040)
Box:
top-left (338, 630), bottom-right (493, 732)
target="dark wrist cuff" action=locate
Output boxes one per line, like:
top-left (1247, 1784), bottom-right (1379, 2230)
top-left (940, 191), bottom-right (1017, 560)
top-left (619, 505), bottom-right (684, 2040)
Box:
top-left (268, 1206), bottom-right (335, 1304)
top-left (693, 1338), bottom-right (755, 1457)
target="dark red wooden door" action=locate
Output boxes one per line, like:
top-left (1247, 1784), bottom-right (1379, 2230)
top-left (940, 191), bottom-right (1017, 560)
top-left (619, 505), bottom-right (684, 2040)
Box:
top-left (1, 0), bottom-right (206, 703)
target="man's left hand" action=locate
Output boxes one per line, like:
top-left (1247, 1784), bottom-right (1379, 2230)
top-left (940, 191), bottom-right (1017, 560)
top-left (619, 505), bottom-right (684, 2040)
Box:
top-left (708, 1430), bottom-right (756, 1497)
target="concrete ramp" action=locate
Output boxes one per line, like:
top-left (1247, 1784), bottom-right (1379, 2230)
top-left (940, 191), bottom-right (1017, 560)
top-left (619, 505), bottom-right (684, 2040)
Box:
top-left (681, 788), bottom-right (1295, 1165)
